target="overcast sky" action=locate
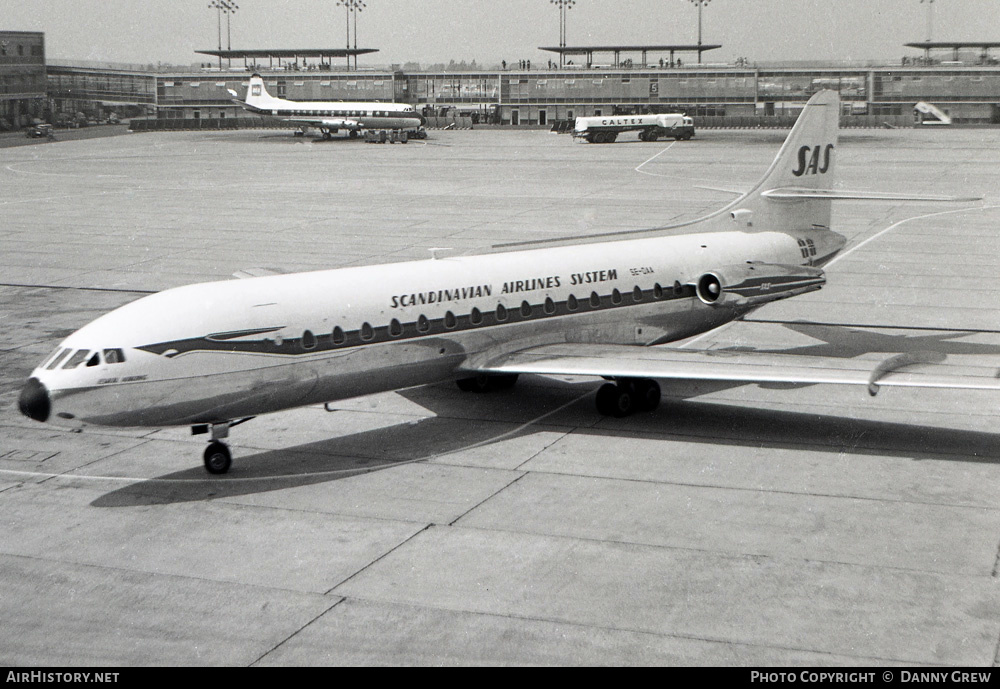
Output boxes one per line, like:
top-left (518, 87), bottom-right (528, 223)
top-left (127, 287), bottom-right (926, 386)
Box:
top-left (4, 0), bottom-right (998, 66)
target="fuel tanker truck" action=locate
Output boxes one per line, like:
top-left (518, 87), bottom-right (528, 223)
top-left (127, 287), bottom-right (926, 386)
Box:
top-left (573, 113), bottom-right (695, 143)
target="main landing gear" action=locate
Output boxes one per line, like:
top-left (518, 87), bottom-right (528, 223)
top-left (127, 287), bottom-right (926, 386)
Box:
top-left (193, 418), bottom-right (254, 474)
top-left (595, 378), bottom-right (661, 418)
top-left (456, 373), bottom-right (519, 393)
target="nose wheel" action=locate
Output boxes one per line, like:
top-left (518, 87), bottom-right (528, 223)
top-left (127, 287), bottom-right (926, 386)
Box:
top-left (203, 441), bottom-right (232, 475)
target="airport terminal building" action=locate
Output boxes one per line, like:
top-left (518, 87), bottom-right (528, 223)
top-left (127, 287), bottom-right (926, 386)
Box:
top-left (0, 31), bottom-right (46, 129)
top-left (22, 37), bottom-right (1000, 130)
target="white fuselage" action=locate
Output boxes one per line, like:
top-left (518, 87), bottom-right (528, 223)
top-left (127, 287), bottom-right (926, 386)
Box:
top-left (242, 94), bottom-right (423, 131)
top-left (27, 224), bottom-right (838, 429)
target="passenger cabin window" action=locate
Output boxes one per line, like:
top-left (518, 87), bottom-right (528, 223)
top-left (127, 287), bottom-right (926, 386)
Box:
top-left (567, 294), bottom-right (579, 311)
top-left (417, 315), bottom-right (430, 332)
top-left (633, 286), bottom-right (643, 301)
top-left (612, 289), bottom-right (622, 305)
top-left (389, 319), bottom-right (403, 337)
top-left (444, 311), bottom-right (457, 329)
top-left (301, 331), bottom-right (316, 350)
top-left (520, 301), bottom-right (532, 318)
top-left (62, 350), bottom-right (91, 369)
top-left (544, 297), bottom-right (555, 314)
top-left (590, 292), bottom-right (601, 308)
top-left (332, 326), bottom-right (345, 345)
top-left (654, 283), bottom-right (664, 299)
top-left (103, 348), bottom-right (126, 364)
top-left (360, 322), bottom-right (374, 341)
top-left (470, 308), bottom-right (483, 325)
top-left (496, 304), bottom-right (508, 321)
top-left (673, 281), bottom-right (683, 296)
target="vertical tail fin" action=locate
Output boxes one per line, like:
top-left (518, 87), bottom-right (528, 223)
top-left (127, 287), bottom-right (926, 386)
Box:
top-left (735, 89), bottom-right (841, 234)
top-left (755, 89), bottom-right (840, 194)
top-left (243, 73), bottom-right (280, 110)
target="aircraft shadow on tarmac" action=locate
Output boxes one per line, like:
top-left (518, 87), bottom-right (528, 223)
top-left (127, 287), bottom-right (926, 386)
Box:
top-left (92, 327), bottom-right (1000, 508)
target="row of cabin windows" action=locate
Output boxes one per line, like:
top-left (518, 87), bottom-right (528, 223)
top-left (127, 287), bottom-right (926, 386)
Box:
top-left (295, 282), bottom-right (687, 350)
top-left (43, 347), bottom-right (126, 371)
top-left (289, 110), bottom-right (402, 118)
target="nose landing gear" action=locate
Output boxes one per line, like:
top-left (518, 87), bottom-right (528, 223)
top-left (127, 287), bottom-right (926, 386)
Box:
top-left (193, 417), bottom-right (254, 474)
top-left (203, 441), bottom-right (232, 475)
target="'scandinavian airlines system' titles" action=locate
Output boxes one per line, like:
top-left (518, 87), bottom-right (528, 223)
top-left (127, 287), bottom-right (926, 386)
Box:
top-left (19, 91), bottom-right (995, 474)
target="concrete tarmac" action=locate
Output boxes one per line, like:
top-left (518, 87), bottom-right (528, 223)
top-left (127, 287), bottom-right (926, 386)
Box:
top-left (1, 126), bottom-right (999, 666)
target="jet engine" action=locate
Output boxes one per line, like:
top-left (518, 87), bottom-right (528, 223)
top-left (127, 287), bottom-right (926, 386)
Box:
top-left (692, 262), bottom-right (826, 307)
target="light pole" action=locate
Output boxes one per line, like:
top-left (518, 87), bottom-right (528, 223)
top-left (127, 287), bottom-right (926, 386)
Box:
top-left (350, 0), bottom-right (366, 70)
top-left (221, 1), bottom-right (238, 52)
top-left (688, 0), bottom-right (711, 64)
top-left (550, 0), bottom-right (576, 67)
top-left (920, 0), bottom-right (934, 43)
top-left (336, 0), bottom-right (351, 69)
top-left (208, 0), bottom-right (225, 68)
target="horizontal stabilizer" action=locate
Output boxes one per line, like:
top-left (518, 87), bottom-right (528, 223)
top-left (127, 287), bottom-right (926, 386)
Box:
top-left (232, 267), bottom-right (286, 279)
top-left (763, 187), bottom-right (981, 202)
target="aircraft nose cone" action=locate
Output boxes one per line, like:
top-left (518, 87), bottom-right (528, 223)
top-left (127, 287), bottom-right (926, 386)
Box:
top-left (18, 377), bottom-right (50, 423)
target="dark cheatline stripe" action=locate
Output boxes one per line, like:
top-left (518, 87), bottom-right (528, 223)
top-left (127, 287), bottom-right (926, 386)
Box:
top-left (135, 270), bottom-right (823, 360)
top-left (137, 283), bottom-right (700, 359)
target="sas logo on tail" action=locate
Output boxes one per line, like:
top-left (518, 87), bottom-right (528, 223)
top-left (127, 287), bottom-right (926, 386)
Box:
top-left (251, 85), bottom-right (262, 97)
top-left (792, 144), bottom-right (834, 176)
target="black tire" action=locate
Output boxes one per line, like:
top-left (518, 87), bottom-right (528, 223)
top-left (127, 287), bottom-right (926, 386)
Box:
top-left (595, 383), bottom-right (620, 416)
top-left (633, 379), bottom-right (661, 412)
top-left (492, 373), bottom-right (519, 390)
top-left (596, 383), bottom-right (633, 417)
top-left (203, 441), bottom-right (232, 475)
top-left (457, 374), bottom-right (492, 392)
top-left (607, 133), bottom-right (618, 143)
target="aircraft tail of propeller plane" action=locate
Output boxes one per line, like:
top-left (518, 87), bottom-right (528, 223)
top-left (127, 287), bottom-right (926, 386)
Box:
top-left (20, 90), bottom-right (993, 475)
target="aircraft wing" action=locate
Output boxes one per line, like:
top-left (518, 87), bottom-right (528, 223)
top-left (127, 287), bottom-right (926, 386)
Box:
top-left (470, 343), bottom-right (1000, 396)
top-left (280, 116), bottom-right (362, 130)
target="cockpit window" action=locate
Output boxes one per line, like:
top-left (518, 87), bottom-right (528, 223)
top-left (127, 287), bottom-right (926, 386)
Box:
top-left (62, 349), bottom-right (91, 369)
top-left (103, 348), bottom-right (125, 364)
top-left (86, 352), bottom-right (101, 367)
top-left (45, 348), bottom-right (71, 370)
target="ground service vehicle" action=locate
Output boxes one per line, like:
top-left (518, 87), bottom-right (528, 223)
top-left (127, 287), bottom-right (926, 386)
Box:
top-left (574, 113), bottom-right (695, 143)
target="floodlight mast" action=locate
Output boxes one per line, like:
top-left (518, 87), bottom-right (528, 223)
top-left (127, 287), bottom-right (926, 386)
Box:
top-left (336, 0), bottom-right (351, 68)
top-left (350, 0), bottom-right (366, 69)
top-left (220, 1), bottom-right (239, 53)
top-left (550, 0), bottom-right (576, 67)
top-left (688, 0), bottom-right (711, 64)
top-left (920, 0), bottom-right (934, 43)
top-left (208, 0), bottom-right (225, 68)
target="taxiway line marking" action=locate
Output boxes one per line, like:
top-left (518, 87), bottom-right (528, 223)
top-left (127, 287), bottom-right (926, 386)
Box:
top-left (633, 142), bottom-right (676, 176)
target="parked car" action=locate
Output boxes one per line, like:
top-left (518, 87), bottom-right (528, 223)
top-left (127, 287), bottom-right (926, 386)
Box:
top-left (25, 123), bottom-right (54, 139)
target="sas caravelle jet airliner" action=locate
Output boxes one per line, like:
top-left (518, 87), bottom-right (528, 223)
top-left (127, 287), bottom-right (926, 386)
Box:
top-left (228, 73), bottom-right (425, 139)
top-left (18, 90), bottom-right (996, 475)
